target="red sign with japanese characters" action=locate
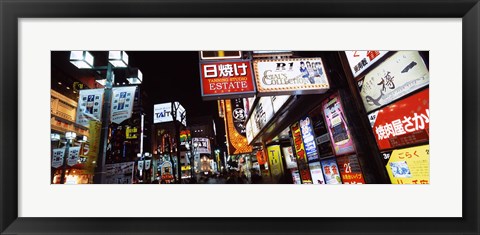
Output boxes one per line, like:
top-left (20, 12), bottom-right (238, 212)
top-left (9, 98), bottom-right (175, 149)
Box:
top-left (368, 88), bottom-right (429, 150)
top-left (336, 155), bottom-right (365, 184)
top-left (200, 61), bottom-right (256, 100)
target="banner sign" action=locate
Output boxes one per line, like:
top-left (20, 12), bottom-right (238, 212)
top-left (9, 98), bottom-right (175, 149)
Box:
top-left (291, 169), bottom-right (302, 184)
top-left (192, 137), bottom-right (211, 154)
top-left (358, 51), bottom-right (429, 113)
top-left (253, 58), bottom-right (330, 96)
top-left (137, 160), bottom-right (144, 171)
top-left (66, 147), bottom-right (81, 166)
top-left (153, 102), bottom-right (187, 126)
top-left (76, 89), bottom-right (104, 127)
top-left (267, 145), bottom-right (285, 179)
top-left (145, 160), bottom-right (151, 170)
top-left (105, 162), bottom-right (135, 184)
top-left (225, 99), bottom-right (252, 155)
top-left (322, 93), bottom-right (355, 156)
top-left (386, 145), bottom-right (429, 184)
top-left (85, 120), bottom-right (101, 174)
top-left (200, 60), bottom-right (256, 99)
top-left (320, 158), bottom-right (342, 184)
top-left (291, 121), bottom-right (312, 184)
top-left (111, 86), bottom-right (136, 124)
top-left (345, 51), bottom-right (389, 78)
top-left (299, 116), bottom-right (320, 162)
top-left (337, 155), bottom-right (365, 184)
top-left (368, 88), bottom-right (429, 150)
top-left (52, 148), bottom-right (65, 168)
top-left (282, 146), bottom-right (298, 169)
top-left (309, 162), bottom-right (326, 184)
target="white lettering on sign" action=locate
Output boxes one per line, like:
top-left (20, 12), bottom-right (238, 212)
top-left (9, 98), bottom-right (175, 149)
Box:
top-left (204, 63), bottom-right (248, 78)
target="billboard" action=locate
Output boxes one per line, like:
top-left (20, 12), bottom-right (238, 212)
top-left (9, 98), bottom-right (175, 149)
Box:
top-left (200, 60), bottom-right (256, 100)
top-left (320, 158), bottom-right (342, 184)
top-left (322, 93), bottom-right (355, 156)
top-left (192, 137), bottom-right (211, 154)
top-left (336, 155), bottom-right (365, 184)
top-left (368, 88), bottom-right (429, 150)
top-left (385, 145), bottom-right (429, 184)
top-left (253, 58), bottom-right (330, 96)
top-left (291, 121), bottom-right (312, 184)
top-left (358, 51), bottom-right (429, 113)
top-left (153, 102), bottom-right (187, 126)
top-left (345, 50), bottom-right (389, 78)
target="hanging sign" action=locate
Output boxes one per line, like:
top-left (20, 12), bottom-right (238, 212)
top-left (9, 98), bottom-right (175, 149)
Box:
top-left (320, 158), bottom-right (342, 184)
top-left (282, 146), bottom-right (298, 169)
top-left (256, 151), bottom-right (267, 165)
top-left (137, 160), bottom-right (144, 171)
top-left (111, 86), bottom-right (136, 124)
top-left (105, 162), bottom-right (135, 184)
top-left (153, 102), bottom-right (187, 126)
top-left (358, 51), bottom-right (429, 113)
top-left (368, 88), bottom-right (429, 150)
top-left (309, 162), bottom-right (326, 184)
top-left (267, 145), bottom-right (284, 179)
top-left (76, 89), bottom-right (104, 128)
top-left (225, 99), bottom-right (252, 155)
top-left (145, 160), bottom-right (151, 170)
top-left (291, 121), bottom-right (312, 184)
top-left (200, 60), bottom-right (256, 100)
top-left (337, 155), bottom-right (365, 184)
top-left (299, 116), bottom-right (320, 162)
top-left (52, 148), bottom-right (65, 169)
top-left (322, 93), bottom-right (355, 156)
top-left (386, 145), bottom-right (429, 184)
top-left (345, 50), bottom-right (389, 78)
top-left (253, 58), bottom-right (329, 96)
top-left (66, 147), bottom-right (81, 166)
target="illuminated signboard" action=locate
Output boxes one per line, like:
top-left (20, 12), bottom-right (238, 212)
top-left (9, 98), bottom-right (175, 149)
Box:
top-left (322, 93), bottom-right (355, 156)
top-left (225, 99), bottom-right (252, 155)
top-left (253, 58), bottom-right (329, 96)
top-left (358, 51), bottom-right (429, 113)
top-left (299, 116), bottom-right (320, 162)
top-left (291, 169), bottom-right (302, 184)
top-left (282, 146), bottom-right (298, 169)
top-left (368, 88), bottom-right (429, 150)
top-left (200, 60), bottom-right (256, 100)
top-left (153, 102), bottom-right (186, 126)
top-left (320, 158), bottom-right (342, 184)
top-left (336, 155), bottom-right (365, 184)
top-left (105, 162), bottom-right (135, 184)
top-left (200, 51), bottom-right (242, 60)
top-left (308, 162), bottom-right (326, 184)
top-left (345, 50), bottom-right (388, 78)
top-left (192, 137), bottom-right (211, 154)
top-left (385, 145), bottom-right (429, 184)
top-left (291, 121), bottom-right (312, 184)
top-left (267, 145), bottom-right (284, 180)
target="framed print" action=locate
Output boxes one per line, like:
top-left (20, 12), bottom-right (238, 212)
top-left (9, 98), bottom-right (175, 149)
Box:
top-left (1, 0), bottom-right (479, 235)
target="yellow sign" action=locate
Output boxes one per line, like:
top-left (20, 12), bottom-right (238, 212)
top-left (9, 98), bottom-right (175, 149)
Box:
top-left (85, 120), bottom-right (102, 175)
top-left (386, 145), bottom-right (429, 184)
top-left (267, 145), bottom-right (284, 178)
top-left (126, 126), bottom-right (138, 139)
top-left (181, 165), bottom-right (191, 171)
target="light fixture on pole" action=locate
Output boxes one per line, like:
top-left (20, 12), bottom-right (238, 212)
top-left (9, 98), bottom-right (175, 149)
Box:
top-left (69, 51), bottom-right (94, 69)
top-left (108, 51), bottom-right (129, 68)
top-left (127, 69), bottom-right (143, 85)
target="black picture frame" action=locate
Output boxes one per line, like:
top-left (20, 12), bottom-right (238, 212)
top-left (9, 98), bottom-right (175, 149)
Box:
top-left (1, 0), bottom-right (478, 234)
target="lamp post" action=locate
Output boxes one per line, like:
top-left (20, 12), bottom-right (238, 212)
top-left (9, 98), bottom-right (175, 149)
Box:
top-left (69, 51), bottom-right (142, 184)
top-left (60, 131), bottom-right (76, 184)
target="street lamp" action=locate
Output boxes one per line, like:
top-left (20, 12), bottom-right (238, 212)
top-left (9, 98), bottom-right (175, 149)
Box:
top-left (60, 131), bottom-right (76, 184)
top-left (69, 51), bottom-right (143, 184)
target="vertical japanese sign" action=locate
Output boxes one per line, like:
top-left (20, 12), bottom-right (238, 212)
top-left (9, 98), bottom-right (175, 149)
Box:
top-left (282, 146), bottom-right (298, 169)
top-left (358, 51), bottom-right (429, 113)
top-left (344, 51), bottom-right (388, 78)
top-left (200, 61), bottom-right (256, 100)
top-left (299, 116), bottom-right (320, 162)
top-left (267, 145), bottom-right (284, 180)
top-left (336, 155), bottom-right (365, 184)
top-left (320, 158), bottom-right (342, 184)
top-left (291, 169), bottom-right (302, 184)
top-left (308, 162), bottom-right (326, 184)
top-left (76, 89), bottom-right (104, 128)
top-left (256, 150), bottom-right (267, 165)
top-left (111, 86), bottom-right (136, 124)
top-left (52, 148), bottom-right (65, 169)
top-left (368, 88), bottom-right (429, 150)
top-left (386, 145), bottom-right (429, 184)
top-left (67, 147), bottom-right (81, 166)
top-left (105, 162), bottom-right (135, 184)
top-left (253, 58), bottom-right (330, 96)
top-left (225, 99), bottom-right (252, 155)
top-left (291, 121), bottom-right (312, 184)
top-left (85, 120), bottom-right (101, 174)
top-left (322, 93), bottom-right (355, 156)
